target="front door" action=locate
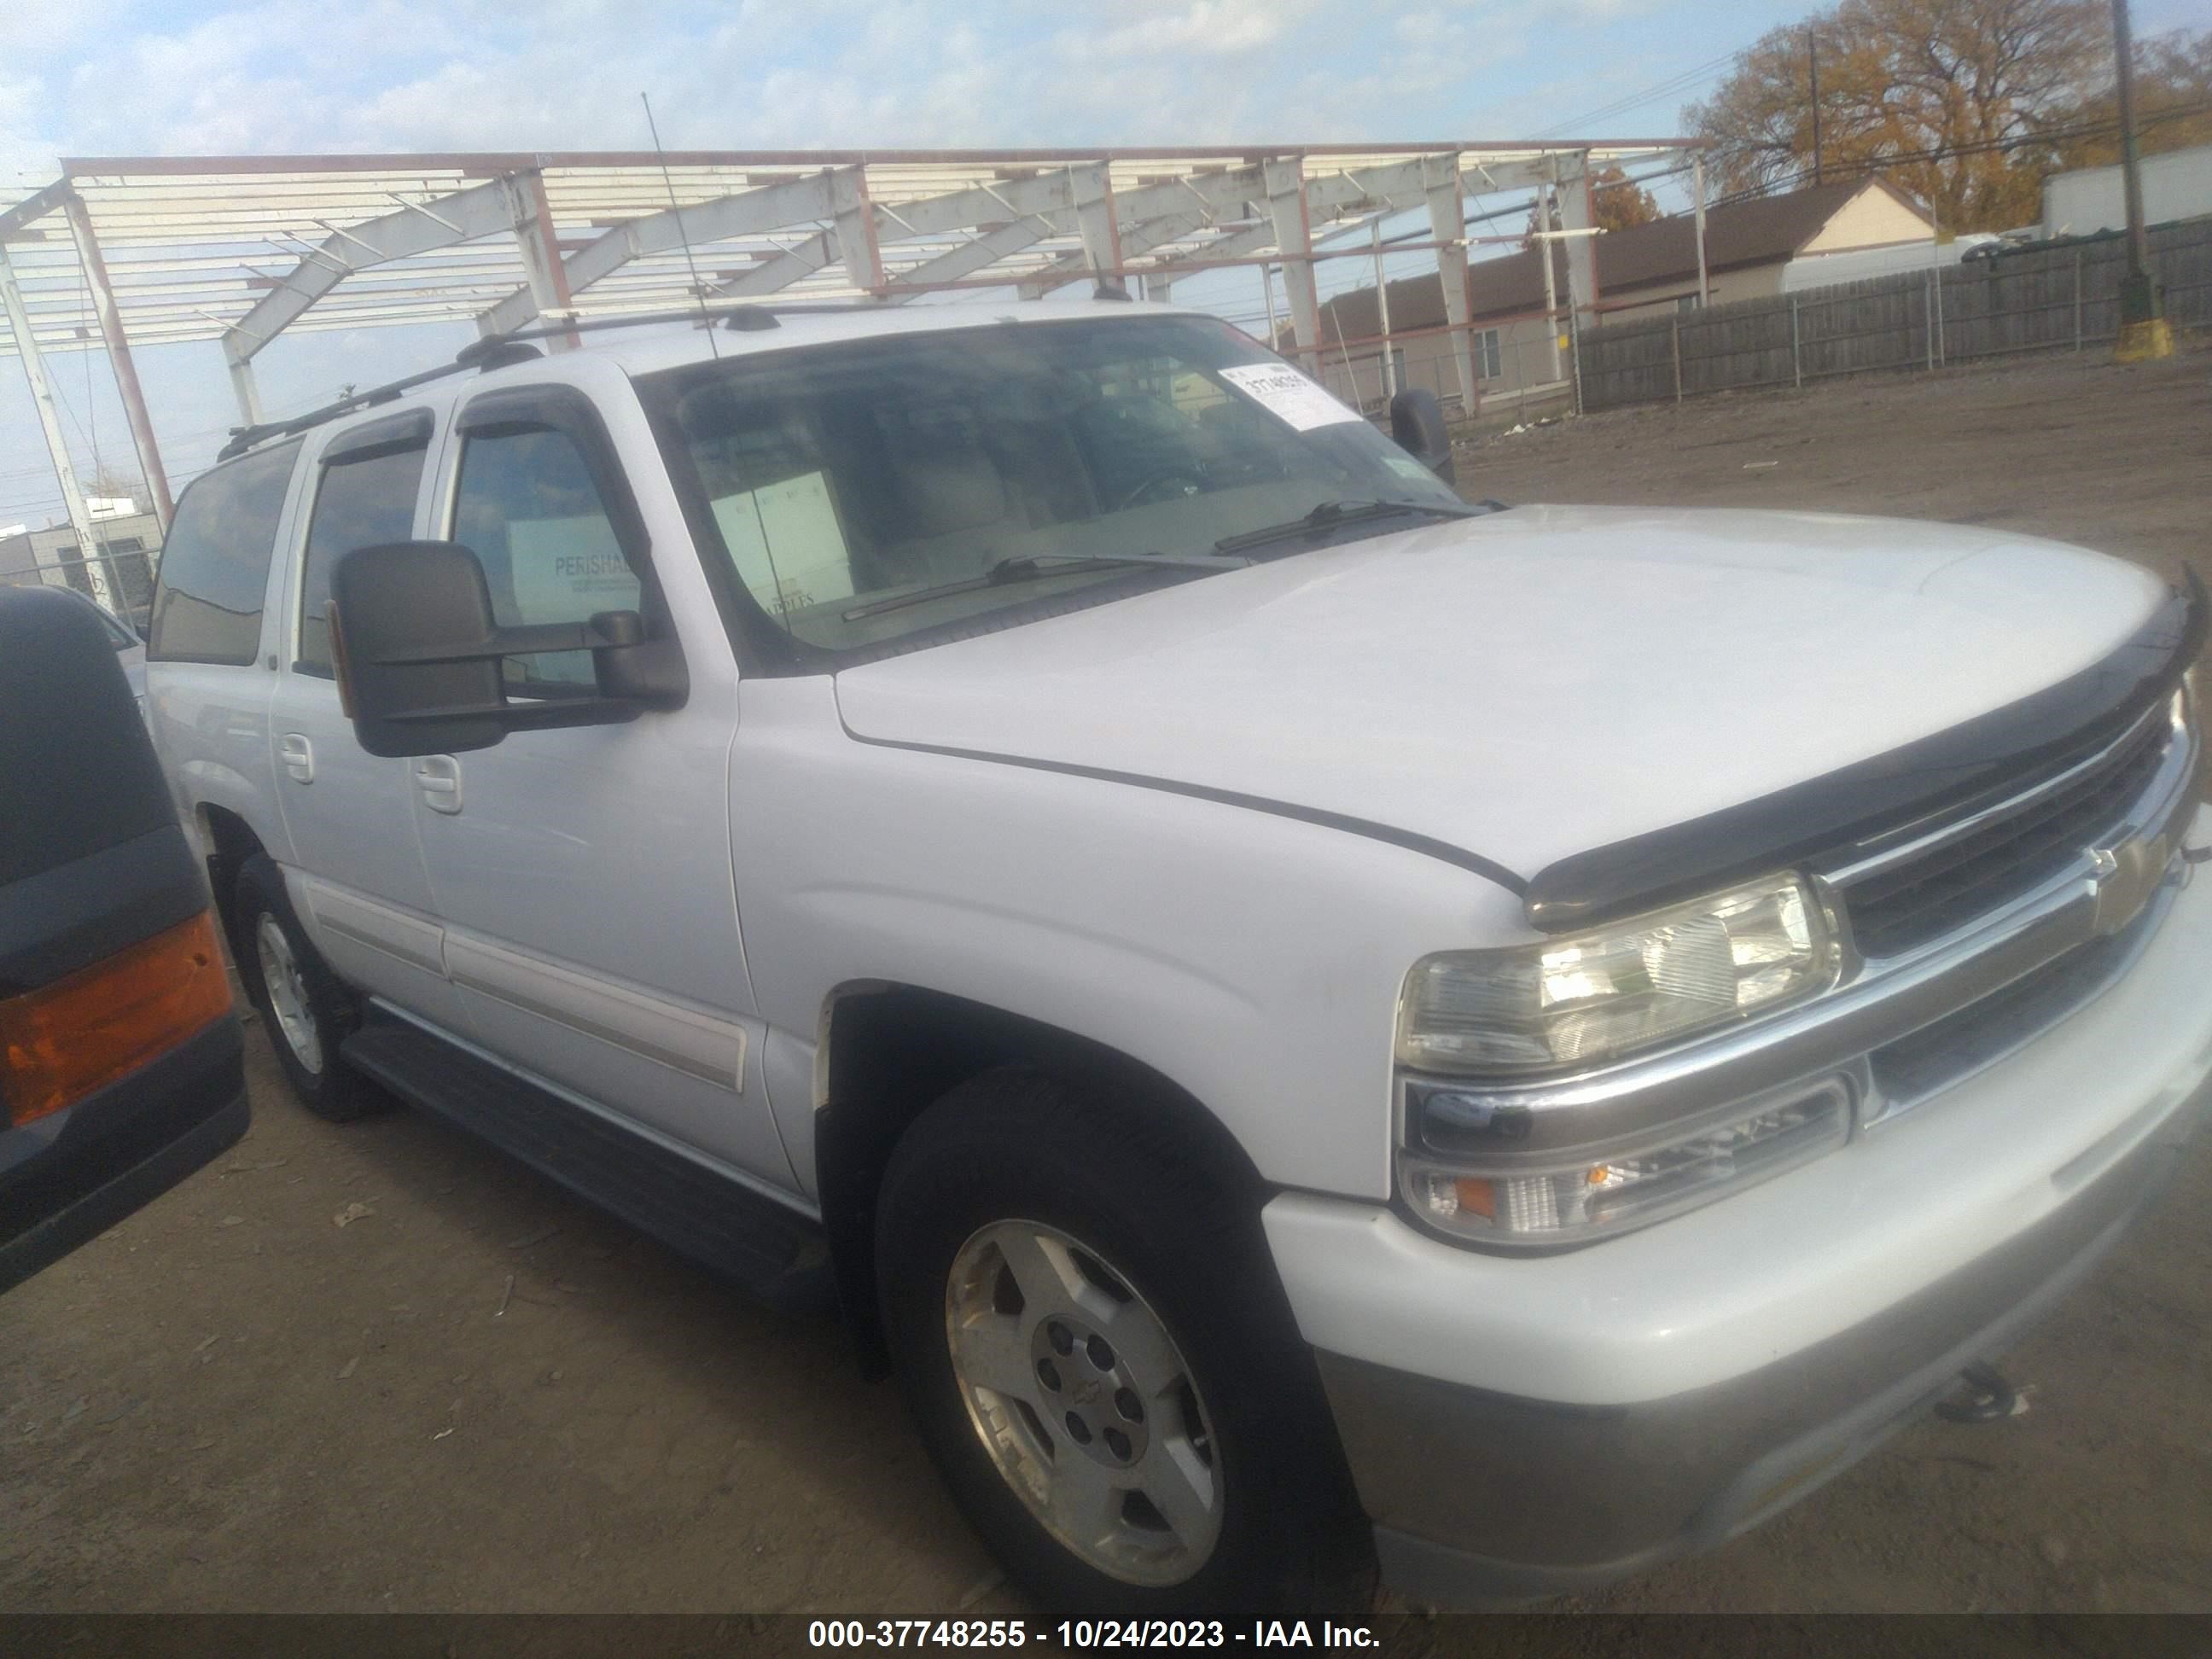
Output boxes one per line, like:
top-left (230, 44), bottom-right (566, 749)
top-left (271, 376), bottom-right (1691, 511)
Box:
top-left (405, 375), bottom-right (794, 1190)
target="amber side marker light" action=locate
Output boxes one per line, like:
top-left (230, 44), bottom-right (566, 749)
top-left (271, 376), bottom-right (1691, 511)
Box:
top-left (2, 911), bottom-right (233, 1127)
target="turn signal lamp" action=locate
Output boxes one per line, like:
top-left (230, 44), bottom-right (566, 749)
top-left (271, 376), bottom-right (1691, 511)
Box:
top-left (2, 911), bottom-right (233, 1127)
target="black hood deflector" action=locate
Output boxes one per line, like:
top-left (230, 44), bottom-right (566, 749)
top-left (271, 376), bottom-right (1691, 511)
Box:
top-left (1524, 571), bottom-right (2207, 934)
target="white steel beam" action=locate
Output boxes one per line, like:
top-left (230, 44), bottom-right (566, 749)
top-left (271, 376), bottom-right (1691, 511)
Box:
top-left (713, 230), bottom-right (836, 297)
top-left (887, 218), bottom-right (1056, 296)
top-left (1150, 216), bottom-right (1278, 279)
top-left (0, 180), bottom-right (73, 244)
top-left (1554, 152), bottom-right (1598, 333)
top-left (225, 348), bottom-right (264, 426)
top-left (1070, 163), bottom-right (1121, 283)
top-left (1263, 158), bottom-right (1320, 372)
top-left (225, 173), bottom-right (519, 364)
top-left (1423, 151), bottom-right (1477, 413)
top-left (61, 189), bottom-right (174, 528)
top-left (0, 240), bottom-right (115, 611)
top-left (1019, 166), bottom-right (1271, 297)
top-left (830, 166), bottom-right (884, 295)
top-left (476, 170), bottom-right (840, 335)
top-left (498, 171), bottom-right (579, 349)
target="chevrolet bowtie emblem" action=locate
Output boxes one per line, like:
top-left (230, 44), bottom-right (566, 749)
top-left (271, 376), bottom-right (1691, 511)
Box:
top-left (2090, 836), bottom-right (2168, 936)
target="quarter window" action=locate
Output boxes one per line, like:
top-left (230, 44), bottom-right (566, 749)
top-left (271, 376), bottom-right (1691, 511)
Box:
top-left (297, 428), bottom-right (430, 676)
top-left (451, 423), bottom-right (642, 690)
top-left (147, 439), bottom-right (301, 666)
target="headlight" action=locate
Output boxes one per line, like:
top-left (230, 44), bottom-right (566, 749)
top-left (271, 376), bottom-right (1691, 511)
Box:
top-left (1401, 1075), bottom-right (1852, 1247)
top-left (1396, 872), bottom-right (1837, 1077)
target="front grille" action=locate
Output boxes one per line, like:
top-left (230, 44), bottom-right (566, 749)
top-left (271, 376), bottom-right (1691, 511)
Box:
top-left (1843, 710), bottom-right (2172, 959)
top-left (1869, 891), bottom-right (2160, 1109)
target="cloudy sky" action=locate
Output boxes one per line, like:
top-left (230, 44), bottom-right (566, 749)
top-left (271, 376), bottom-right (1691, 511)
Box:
top-left (1, 0), bottom-right (2197, 530)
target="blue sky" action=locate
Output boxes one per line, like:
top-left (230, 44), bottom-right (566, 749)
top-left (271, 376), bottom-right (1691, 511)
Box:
top-left (2, 0), bottom-right (2201, 530)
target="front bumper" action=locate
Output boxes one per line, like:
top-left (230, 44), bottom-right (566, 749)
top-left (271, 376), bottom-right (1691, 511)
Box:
top-left (1266, 810), bottom-right (2212, 1605)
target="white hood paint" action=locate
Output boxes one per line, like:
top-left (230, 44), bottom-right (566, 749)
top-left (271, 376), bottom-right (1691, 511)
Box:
top-left (832, 506), bottom-right (2168, 888)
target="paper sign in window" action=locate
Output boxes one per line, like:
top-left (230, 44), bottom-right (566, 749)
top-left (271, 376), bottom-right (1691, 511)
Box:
top-left (506, 515), bottom-right (640, 624)
top-left (1217, 364), bottom-right (1365, 433)
top-left (711, 471), bottom-right (854, 616)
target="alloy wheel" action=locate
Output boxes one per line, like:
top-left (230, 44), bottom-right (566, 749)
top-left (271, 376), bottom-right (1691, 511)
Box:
top-left (945, 1219), bottom-right (1223, 1586)
top-left (254, 915), bottom-right (324, 1075)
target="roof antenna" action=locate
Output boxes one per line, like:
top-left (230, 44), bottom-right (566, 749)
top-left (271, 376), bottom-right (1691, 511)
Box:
top-left (642, 90), bottom-right (719, 358)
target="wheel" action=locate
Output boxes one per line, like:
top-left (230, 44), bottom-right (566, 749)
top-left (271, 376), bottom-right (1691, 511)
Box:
top-left (230, 853), bottom-right (385, 1122)
top-left (876, 1065), bottom-right (1368, 1618)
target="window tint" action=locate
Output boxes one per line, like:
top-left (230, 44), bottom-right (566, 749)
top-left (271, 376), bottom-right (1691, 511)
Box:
top-left (147, 439), bottom-right (300, 666)
top-left (451, 424), bottom-right (640, 690)
top-left (297, 438), bottom-right (429, 675)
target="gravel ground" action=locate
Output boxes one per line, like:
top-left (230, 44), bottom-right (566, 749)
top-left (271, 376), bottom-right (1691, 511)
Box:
top-left (3, 342), bottom-right (2209, 1620)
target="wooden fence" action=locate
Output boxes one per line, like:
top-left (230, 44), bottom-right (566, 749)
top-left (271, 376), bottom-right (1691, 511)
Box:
top-left (1577, 218), bottom-right (2212, 411)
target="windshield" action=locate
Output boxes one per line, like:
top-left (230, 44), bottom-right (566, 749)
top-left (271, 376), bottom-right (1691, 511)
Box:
top-left (638, 314), bottom-right (1467, 664)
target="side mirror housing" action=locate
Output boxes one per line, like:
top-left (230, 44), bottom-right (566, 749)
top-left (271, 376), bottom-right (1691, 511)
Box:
top-left (329, 540), bottom-right (684, 759)
top-left (1389, 388), bottom-right (1455, 487)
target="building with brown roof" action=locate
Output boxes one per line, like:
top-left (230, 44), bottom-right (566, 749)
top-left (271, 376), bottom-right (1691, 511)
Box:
top-left (1296, 177), bottom-right (1932, 415)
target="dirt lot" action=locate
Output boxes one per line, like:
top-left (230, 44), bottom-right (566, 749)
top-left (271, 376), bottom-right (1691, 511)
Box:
top-left (5, 344), bottom-right (2211, 1620)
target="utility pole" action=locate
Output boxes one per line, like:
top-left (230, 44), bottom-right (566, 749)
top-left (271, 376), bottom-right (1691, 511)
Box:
top-left (2110, 0), bottom-right (2172, 359)
top-left (0, 241), bottom-right (117, 614)
top-left (1808, 29), bottom-right (1825, 188)
top-left (1693, 154), bottom-right (1711, 308)
top-left (1540, 189), bottom-right (1563, 383)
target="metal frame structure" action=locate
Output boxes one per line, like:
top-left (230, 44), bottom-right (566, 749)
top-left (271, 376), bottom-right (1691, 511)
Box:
top-left (2, 141), bottom-right (1692, 611)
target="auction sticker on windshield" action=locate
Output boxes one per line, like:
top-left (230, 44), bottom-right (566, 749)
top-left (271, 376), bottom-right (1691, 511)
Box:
top-left (1218, 363), bottom-right (1365, 432)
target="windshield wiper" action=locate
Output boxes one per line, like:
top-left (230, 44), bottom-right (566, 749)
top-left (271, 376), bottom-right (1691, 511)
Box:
top-left (841, 550), bottom-right (1238, 622)
top-left (1214, 498), bottom-right (1488, 556)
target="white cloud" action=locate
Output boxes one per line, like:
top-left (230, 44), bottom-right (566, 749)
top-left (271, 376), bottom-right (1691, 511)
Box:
top-left (1065, 0), bottom-right (1318, 59)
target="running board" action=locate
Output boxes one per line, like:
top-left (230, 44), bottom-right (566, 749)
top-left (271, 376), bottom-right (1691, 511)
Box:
top-left (341, 1015), bottom-right (833, 1314)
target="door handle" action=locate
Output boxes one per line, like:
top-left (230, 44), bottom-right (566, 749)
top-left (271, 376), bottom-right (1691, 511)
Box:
top-left (414, 755), bottom-right (463, 815)
top-left (280, 732), bottom-right (314, 783)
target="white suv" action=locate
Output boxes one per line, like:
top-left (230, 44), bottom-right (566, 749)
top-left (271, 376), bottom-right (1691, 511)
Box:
top-left (145, 299), bottom-right (2211, 1615)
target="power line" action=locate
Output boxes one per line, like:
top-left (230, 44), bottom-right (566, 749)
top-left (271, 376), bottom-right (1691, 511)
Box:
top-left (1698, 96), bottom-right (2212, 214)
top-left (1535, 49), bottom-right (1746, 139)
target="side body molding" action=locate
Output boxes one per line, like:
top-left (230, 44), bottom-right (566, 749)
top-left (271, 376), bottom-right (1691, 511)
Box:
top-left (294, 875), bottom-right (747, 1090)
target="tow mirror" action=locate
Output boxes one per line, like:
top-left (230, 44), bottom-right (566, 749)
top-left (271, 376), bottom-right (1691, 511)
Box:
top-left (1389, 388), bottom-right (1455, 487)
top-left (328, 540), bottom-right (685, 760)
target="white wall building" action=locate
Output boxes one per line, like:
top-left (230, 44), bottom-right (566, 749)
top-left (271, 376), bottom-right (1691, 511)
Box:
top-left (2043, 143), bottom-right (2212, 238)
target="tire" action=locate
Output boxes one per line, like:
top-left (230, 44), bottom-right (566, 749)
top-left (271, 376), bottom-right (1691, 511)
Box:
top-left (230, 853), bottom-right (385, 1122)
top-left (876, 1064), bottom-right (1369, 1619)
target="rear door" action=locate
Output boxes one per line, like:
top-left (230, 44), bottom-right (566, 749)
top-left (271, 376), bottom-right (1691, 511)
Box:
top-left (265, 408), bottom-right (466, 1028)
top-left (144, 439), bottom-right (301, 888)
top-left (405, 371), bottom-right (793, 1189)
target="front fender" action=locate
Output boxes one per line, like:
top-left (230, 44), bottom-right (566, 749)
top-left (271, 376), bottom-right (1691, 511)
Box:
top-left (731, 678), bottom-right (1524, 1199)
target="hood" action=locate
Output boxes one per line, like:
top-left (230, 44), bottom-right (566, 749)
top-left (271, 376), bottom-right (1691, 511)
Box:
top-left (832, 505), bottom-right (2170, 894)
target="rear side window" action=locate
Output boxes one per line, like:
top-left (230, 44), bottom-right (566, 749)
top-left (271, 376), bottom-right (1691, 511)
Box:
top-left (296, 417), bottom-right (432, 676)
top-left (147, 440), bottom-right (301, 666)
